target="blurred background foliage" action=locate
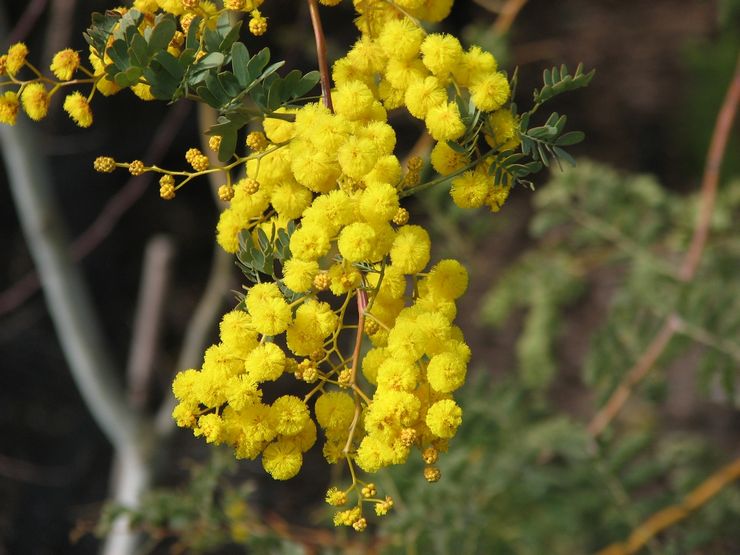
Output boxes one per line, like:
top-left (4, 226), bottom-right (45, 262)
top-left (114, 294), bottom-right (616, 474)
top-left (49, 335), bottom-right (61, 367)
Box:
top-left (1, 0), bottom-right (739, 553)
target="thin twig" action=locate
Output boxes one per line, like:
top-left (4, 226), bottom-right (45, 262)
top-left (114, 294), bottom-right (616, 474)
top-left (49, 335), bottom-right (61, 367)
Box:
top-left (3, 0), bottom-right (47, 48)
top-left (0, 452), bottom-right (69, 486)
top-left (672, 314), bottom-right (740, 363)
top-left (42, 0), bottom-right (78, 76)
top-left (595, 457), bottom-right (740, 555)
top-left (587, 317), bottom-right (679, 437)
top-left (343, 290), bottom-right (367, 455)
top-left (307, 0), bottom-right (333, 111)
top-left (126, 235), bottom-right (175, 410)
top-left (566, 206), bottom-right (679, 279)
top-left (0, 102), bottom-right (191, 317)
top-left (492, 0), bottom-right (528, 36)
top-left (586, 54), bottom-right (740, 437)
top-left (679, 55), bottom-right (740, 281)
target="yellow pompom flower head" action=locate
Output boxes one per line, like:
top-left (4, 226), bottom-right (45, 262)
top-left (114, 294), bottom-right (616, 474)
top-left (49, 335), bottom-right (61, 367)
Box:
top-left (249, 10), bottom-right (268, 35)
top-left (50, 49), bottom-right (80, 81)
top-left (6, 42), bottom-right (29, 76)
top-left (0, 91), bottom-right (20, 126)
top-left (20, 83), bottom-right (51, 121)
top-left (63, 91), bottom-right (93, 127)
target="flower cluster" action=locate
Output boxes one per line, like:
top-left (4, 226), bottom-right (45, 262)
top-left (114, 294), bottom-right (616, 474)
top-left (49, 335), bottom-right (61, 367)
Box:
top-left (160, 0), bottom-right (507, 529)
top-left (11, 0), bottom-right (588, 532)
top-left (84, 0), bottom-right (522, 530)
top-left (0, 41), bottom-right (95, 126)
top-left (332, 11), bottom-right (520, 211)
top-left (0, 1), bottom-right (275, 128)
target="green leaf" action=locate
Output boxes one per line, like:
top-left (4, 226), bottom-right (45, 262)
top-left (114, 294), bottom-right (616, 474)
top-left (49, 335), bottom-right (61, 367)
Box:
top-left (84, 11), bottom-right (122, 56)
top-left (152, 51), bottom-right (184, 80)
top-left (534, 63), bottom-right (595, 104)
top-left (205, 72), bottom-right (231, 106)
top-left (294, 71), bottom-right (320, 97)
top-left (128, 33), bottom-right (149, 67)
top-left (217, 130), bottom-right (237, 163)
top-left (246, 48), bottom-right (271, 81)
top-left (528, 126), bottom-right (558, 140)
top-left (107, 39), bottom-right (130, 71)
top-left (114, 66), bottom-right (142, 87)
top-left (260, 60), bottom-right (286, 83)
top-left (252, 249), bottom-right (265, 271)
top-left (266, 79), bottom-right (284, 111)
top-left (218, 72), bottom-right (242, 98)
top-left (197, 51), bottom-right (226, 70)
top-left (553, 146), bottom-right (576, 166)
top-left (537, 143), bottom-right (550, 166)
top-left (196, 84), bottom-right (221, 108)
top-left (446, 140), bottom-right (468, 154)
top-left (231, 42), bottom-right (250, 87)
top-left (219, 20), bottom-right (243, 52)
top-left (203, 26), bottom-right (223, 53)
top-left (279, 69), bottom-right (302, 97)
top-left (143, 67), bottom-right (178, 100)
top-left (185, 16), bottom-right (202, 50)
top-left (113, 9), bottom-right (143, 42)
top-left (147, 17), bottom-right (176, 55)
top-left (556, 131), bottom-right (585, 146)
top-left (214, 12), bottom-right (232, 39)
top-left (257, 228), bottom-right (270, 252)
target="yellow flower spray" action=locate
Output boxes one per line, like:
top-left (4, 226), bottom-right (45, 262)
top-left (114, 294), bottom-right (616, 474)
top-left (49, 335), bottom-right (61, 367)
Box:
top-left (2, 0), bottom-right (591, 531)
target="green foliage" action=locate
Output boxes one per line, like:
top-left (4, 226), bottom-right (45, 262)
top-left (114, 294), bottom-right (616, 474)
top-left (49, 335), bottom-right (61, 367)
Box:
top-left (482, 161), bottom-right (740, 400)
top-left (431, 63), bottom-right (594, 194)
top-left (377, 376), bottom-right (740, 554)
top-left (380, 160), bottom-right (740, 553)
top-left (678, 0), bottom-right (740, 179)
top-left (83, 10), bottom-right (122, 57)
top-left (236, 220), bottom-right (303, 302)
top-left (97, 449), bottom-right (305, 553)
top-left (512, 64), bottom-right (595, 174)
top-left (84, 10), bottom-right (320, 161)
top-left (483, 252), bottom-right (583, 389)
top-left (534, 63), bottom-right (596, 105)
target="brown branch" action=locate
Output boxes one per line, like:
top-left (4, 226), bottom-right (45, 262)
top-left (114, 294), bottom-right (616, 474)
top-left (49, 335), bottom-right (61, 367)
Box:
top-left (307, 0), bottom-right (333, 111)
top-left (586, 316), bottom-right (679, 437)
top-left (595, 457), bottom-right (740, 555)
top-left (3, 0), bottom-right (47, 49)
top-left (126, 235), bottom-right (175, 410)
top-left (586, 53), bottom-right (740, 437)
top-left (42, 0), bottom-right (77, 71)
top-left (679, 54), bottom-right (740, 281)
top-left (0, 452), bottom-right (69, 486)
top-left (493, 0), bottom-right (528, 36)
top-left (0, 102), bottom-right (191, 317)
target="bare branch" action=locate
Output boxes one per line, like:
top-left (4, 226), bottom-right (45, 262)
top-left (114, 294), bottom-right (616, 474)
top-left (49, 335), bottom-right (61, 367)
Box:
top-left (0, 102), bottom-right (191, 317)
top-left (307, 0), bottom-right (333, 111)
top-left (596, 457), bottom-right (740, 555)
top-left (126, 235), bottom-right (175, 410)
top-left (586, 53), bottom-right (740, 437)
top-left (1, 118), bottom-right (141, 454)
